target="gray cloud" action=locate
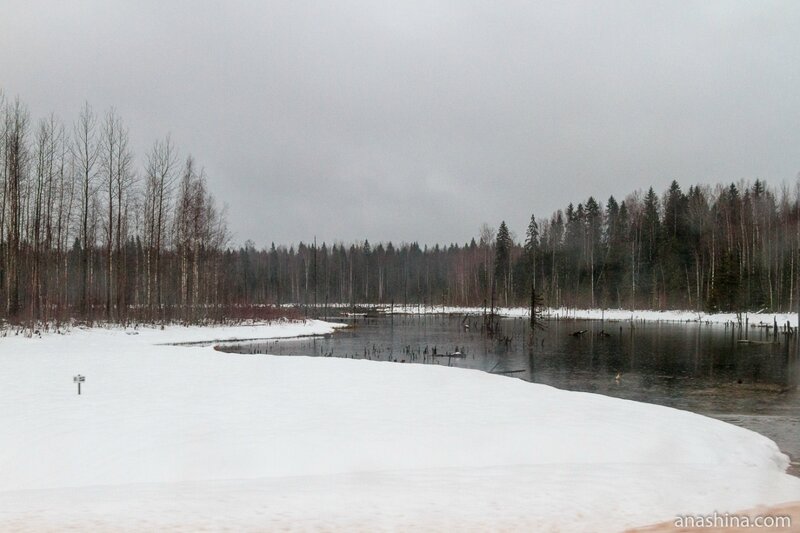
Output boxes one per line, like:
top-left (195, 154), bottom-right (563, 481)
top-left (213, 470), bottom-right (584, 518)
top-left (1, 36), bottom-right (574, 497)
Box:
top-left (2, 1), bottom-right (799, 246)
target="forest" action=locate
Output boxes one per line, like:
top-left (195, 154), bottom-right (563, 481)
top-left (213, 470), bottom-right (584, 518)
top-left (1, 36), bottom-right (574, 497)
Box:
top-left (2, 92), bottom-right (800, 323)
top-left (236, 177), bottom-right (800, 315)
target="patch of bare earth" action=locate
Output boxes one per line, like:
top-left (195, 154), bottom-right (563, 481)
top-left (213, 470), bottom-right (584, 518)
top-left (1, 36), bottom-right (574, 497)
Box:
top-left (625, 501), bottom-right (799, 532)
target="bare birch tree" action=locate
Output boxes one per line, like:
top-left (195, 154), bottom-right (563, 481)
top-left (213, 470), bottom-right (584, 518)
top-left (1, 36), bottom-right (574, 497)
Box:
top-left (72, 102), bottom-right (98, 316)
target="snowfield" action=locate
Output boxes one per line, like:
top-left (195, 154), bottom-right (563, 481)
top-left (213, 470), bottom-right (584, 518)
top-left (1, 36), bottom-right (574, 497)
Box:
top-left (0, 319), bottom-right (798, 531)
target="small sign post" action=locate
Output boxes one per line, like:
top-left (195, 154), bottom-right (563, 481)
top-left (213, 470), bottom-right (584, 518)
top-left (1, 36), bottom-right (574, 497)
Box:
top-left (73, 374), bottom-right (85, 395)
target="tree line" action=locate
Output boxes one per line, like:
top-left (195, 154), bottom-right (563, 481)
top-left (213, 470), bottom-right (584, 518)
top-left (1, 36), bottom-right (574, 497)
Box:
top-left (504, 179), bottom-right (800, 312)
top-left (231, 179), bottom-right (800, 314)
top-left (3, 90), bottom-right (799, 323)
top-left (1, 93), bottom-right (229, 324)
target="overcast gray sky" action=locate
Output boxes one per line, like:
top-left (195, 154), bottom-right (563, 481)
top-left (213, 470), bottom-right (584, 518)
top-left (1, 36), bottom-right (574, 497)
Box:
top-left (2, 1), bottom-right (799, 246)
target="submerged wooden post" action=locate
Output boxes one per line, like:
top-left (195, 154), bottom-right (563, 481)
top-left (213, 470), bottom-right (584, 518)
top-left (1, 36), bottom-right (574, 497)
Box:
top-left (490, 284), bottom-right (495, 334)
top-left (529, 285), bottom-right (536, 331)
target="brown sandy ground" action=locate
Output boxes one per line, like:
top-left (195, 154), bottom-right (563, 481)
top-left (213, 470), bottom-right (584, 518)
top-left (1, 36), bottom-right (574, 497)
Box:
top-left (625, 501), bottom-right (800, 532)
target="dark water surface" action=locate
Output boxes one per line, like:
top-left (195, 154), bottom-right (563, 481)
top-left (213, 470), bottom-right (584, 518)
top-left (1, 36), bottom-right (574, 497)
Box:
top-left (220, 315), bottom-right (800, 466)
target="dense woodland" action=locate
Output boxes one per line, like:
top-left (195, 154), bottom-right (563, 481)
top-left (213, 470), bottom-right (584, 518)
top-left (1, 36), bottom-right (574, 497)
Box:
top-left (238, 176), bottom-right (800, 314)
top-left (2, 92), bottom-right (800, 324)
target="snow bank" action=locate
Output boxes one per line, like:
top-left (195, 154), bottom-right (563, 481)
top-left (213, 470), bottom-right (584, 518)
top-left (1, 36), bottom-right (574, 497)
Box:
top-left (0, 321), bottom-right (797, 531)
top-left (131, 318), bottom-right (348, 344)
top-left (384, 304), bottom-right (798, 326)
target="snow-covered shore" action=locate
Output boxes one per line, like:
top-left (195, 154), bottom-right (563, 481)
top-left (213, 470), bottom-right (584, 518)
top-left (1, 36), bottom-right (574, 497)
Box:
top-left (0, 320), bottom-right (798, 531)
top-left (382, 304), bottom-right (798, 326)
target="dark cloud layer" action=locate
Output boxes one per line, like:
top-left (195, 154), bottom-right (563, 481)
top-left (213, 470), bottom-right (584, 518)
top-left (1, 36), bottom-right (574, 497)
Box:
top-left (2, 1), bottom-right (799, 246)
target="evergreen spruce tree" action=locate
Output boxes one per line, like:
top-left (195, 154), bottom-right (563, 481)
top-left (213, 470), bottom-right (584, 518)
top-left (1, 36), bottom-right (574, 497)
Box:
top-left (642, 187), bottom-right (661, 306)
top-left (524, 214), bottom-right (539, 289)
top-left (660, 180), bottom-right (690, 305)
top-left (494, 221), bottom-right (512, 306)
top-left (604, 196), bottom-right (621, 306)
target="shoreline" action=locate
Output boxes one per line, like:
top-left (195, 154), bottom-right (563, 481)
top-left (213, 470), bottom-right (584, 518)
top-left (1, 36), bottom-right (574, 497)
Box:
top-left (288, 302), bottom-right (799, 328)
top-left (376, 304), bottom-right (799, 327)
